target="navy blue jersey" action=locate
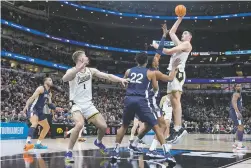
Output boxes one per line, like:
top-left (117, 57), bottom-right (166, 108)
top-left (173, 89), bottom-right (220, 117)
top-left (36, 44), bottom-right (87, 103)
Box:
top-left (230, 92), bottom-right (242, 112)
top-left (125, 67), bottom-right (151, 97)
top-left (30, 86), bottom-right (50, 111)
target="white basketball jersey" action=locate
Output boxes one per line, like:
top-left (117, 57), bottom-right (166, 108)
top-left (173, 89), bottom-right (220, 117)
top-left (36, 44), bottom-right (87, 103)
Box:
top-left (168, 51), bottom-right (190, 71)
top-left (69, 67), bottom-right (92, 104)
top-left (162, 96), bottom-right (172, 112)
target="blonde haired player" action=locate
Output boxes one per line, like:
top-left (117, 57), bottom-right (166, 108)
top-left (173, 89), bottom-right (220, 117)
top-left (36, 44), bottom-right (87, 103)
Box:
top-left (62, 51), bottom-right (128, 163)
top-left (152, 16), bottom-right (192, 143)
top-left (160, 94), bottom-right (173, 138)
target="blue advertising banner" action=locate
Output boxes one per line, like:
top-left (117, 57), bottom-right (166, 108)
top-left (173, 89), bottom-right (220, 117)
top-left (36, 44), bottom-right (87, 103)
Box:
top-left (62, 1), bottom-right (251, 20)
top-left (0, 122), bottom-right (29, 140)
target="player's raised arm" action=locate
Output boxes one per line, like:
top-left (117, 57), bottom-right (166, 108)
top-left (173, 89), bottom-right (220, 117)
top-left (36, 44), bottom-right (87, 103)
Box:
top-left (23, 86), bottom-right (44, 113)
top-left (90, 68), bottom-right (128, 87)
top-left (152, 41), bottom-right (191, 55)
top-left (169, 17), bottom-right (183, 46)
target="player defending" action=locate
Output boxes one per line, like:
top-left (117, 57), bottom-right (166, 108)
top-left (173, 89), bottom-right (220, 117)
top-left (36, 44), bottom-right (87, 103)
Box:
top-left (62, 51), bottom-right (128, 163)
top-left (23, 77), bottom-right (63, 151)
top-left (111, 52), bottom-right (176, 164)
top-left (230, 84), bottom-right (246, 150)
top-left (152, 17), bottom-right (192, 143)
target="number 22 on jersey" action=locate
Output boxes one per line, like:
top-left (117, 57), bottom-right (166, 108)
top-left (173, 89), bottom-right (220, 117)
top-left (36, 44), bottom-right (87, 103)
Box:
top-left (130, 72), bottom-right (143, 84)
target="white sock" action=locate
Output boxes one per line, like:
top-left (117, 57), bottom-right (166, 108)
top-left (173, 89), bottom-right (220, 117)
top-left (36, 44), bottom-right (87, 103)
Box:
top-left (115, 143), bottom-right (120, 153)
top-left (149, 139), bottom-right (158, 151)
top-left (238, 141), bottom-right (243, 147)
top-left (26, 137), bottom-right (31, 143)
top-left (174, 125), bottom-right (181, 132)
top-left (162, 144), bottom-right (170, 154)
top-left (67, 149), bottom-right (73, 152)
top-left (129, 134), bottom-right (135, 141)
top-left (67, 128), bottom-right (74, 135)
top-left (96, 139), bottom-right (101, 144)
top-left (132, 137), bottom-right (140, 147)
top-left (36, 140), bottom-right (42, 144)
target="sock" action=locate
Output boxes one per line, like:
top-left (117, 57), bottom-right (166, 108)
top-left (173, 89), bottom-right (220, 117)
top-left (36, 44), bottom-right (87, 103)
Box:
top-left (129, 134), bottom-right (135, 141)
top-left (237, 130), bottom-right (244, 141)
top-left (115, 143), bottom-right (120, 153)
top-left (174, 125), bottom-right (181, 132)
top-left (67, 149), bottom-right (73, 153)
top-left (26, 137), bottom-right (31, 143)
top-left (162, 144), bottom-right (170, 155)
top-left (238, 141), bottom-right (243, 147)
top-left (132, 137), bottom-right (140, 147)
top-left (67, 128), bottom-right (74, 135)
top-left (79, 128), bottom-right (83, 138)
top-left (96, 139), bottom-right (101, 144)
top-left (36, 140), bottom-right (41, 144)
top-left (149, 139), bottom-right (158, 151)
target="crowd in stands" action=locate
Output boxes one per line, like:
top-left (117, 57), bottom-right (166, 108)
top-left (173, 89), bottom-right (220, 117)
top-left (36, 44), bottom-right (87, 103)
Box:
top-left (1, 64), bottom-right (251, 134)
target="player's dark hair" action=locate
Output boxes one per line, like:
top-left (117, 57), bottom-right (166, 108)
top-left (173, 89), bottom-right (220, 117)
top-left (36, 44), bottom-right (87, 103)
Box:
top-left (72, 50), bottom-right (85, 63)
top-left (43, 77), bottom-right (51, 83)
top-left (136, 52), bottom-right (148, 66)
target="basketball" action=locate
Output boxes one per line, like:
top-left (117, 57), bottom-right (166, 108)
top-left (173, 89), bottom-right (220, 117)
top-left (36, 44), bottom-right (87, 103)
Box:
top-left (175, 5), bottom-right (186, 17)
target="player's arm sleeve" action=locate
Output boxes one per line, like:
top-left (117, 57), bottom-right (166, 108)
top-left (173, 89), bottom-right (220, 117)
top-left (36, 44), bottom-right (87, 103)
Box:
top-left (232, 93), bottom-right (240, 113)
top-left (62, 68), bottom-right (78, 82)
top-left (90, 68), bottom-right (123, 83)
top-left (169, 18), bottom-right (182, 46)
top-left (163, 41), bottom-right (190, 55)
top-left (25, 86), bottom-right (43, 108)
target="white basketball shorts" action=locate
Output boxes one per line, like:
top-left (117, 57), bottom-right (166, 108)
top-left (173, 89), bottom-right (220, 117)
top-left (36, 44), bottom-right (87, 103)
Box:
top-left (167, 70), bottom-right (186, 93)
top-left (71, 101), bottom-right (99, 120)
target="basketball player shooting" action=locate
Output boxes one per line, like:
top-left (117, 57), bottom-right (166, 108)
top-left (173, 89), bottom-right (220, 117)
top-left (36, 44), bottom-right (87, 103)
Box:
top-left (62, 51), bottom-right (128, 163)
top-left (152, 16), bottom-right (192, 144)
top-left (23, 77), bottom-right (64, 151)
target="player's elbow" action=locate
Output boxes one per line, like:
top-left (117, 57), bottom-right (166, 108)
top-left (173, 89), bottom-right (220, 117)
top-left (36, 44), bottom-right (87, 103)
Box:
top-left (169, 31), bottom-right (175, 36)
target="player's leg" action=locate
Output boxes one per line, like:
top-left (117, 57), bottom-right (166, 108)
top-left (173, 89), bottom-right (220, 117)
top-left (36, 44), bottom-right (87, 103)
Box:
top-left (130, 117), bottom-right (140, 143)
top-left (230, 110), bottom-right (246, 150)
top-left (167, 91), bottom-right (187, 143)
top-left (24, 114), bottom-right (39, 151)
top-left (111, 96), bottom-right (136, 159)
top-left (88, 113), bottom-right (108, 154)
top-left (35, 117), bottom-right (50, 149)
top-left (164, 109), bottom-right (172, 138)
top-left (65, 110), bottom-right (84, 163)
top-left (64, 127), bottom-right (74, 139)
top-left (132, 110), bottom-right (176, 164)
top-left (78, 126), bottom-right (86, 142)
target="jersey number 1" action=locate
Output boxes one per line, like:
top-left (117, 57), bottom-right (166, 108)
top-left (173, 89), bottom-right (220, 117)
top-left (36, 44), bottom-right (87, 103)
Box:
top-left (83, 84), bottom-right (86, 89)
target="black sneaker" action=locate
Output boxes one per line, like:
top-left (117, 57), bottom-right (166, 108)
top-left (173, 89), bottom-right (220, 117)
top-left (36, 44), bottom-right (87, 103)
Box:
top-left (166, 127), bottom-right (187, 144)
top-left (128, 144), bottom-right (143, 154)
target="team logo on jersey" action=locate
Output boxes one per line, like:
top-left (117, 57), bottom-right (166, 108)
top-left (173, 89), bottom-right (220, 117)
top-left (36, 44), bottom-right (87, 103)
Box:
top-left (77, 72), bottom-right (91, 84)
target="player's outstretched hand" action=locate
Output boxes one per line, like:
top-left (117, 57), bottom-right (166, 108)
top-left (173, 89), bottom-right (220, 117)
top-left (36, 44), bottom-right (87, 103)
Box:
top-left (151, 43), bottom-right (159, 50)
top-left (55, 107), bottom-right (64, 112)
top-left (120, 78), bottom-right (129, 87)
top-left (172, 58), bottom-right (181, 69)
top-left (162, 24), bottom-right (169, 36)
